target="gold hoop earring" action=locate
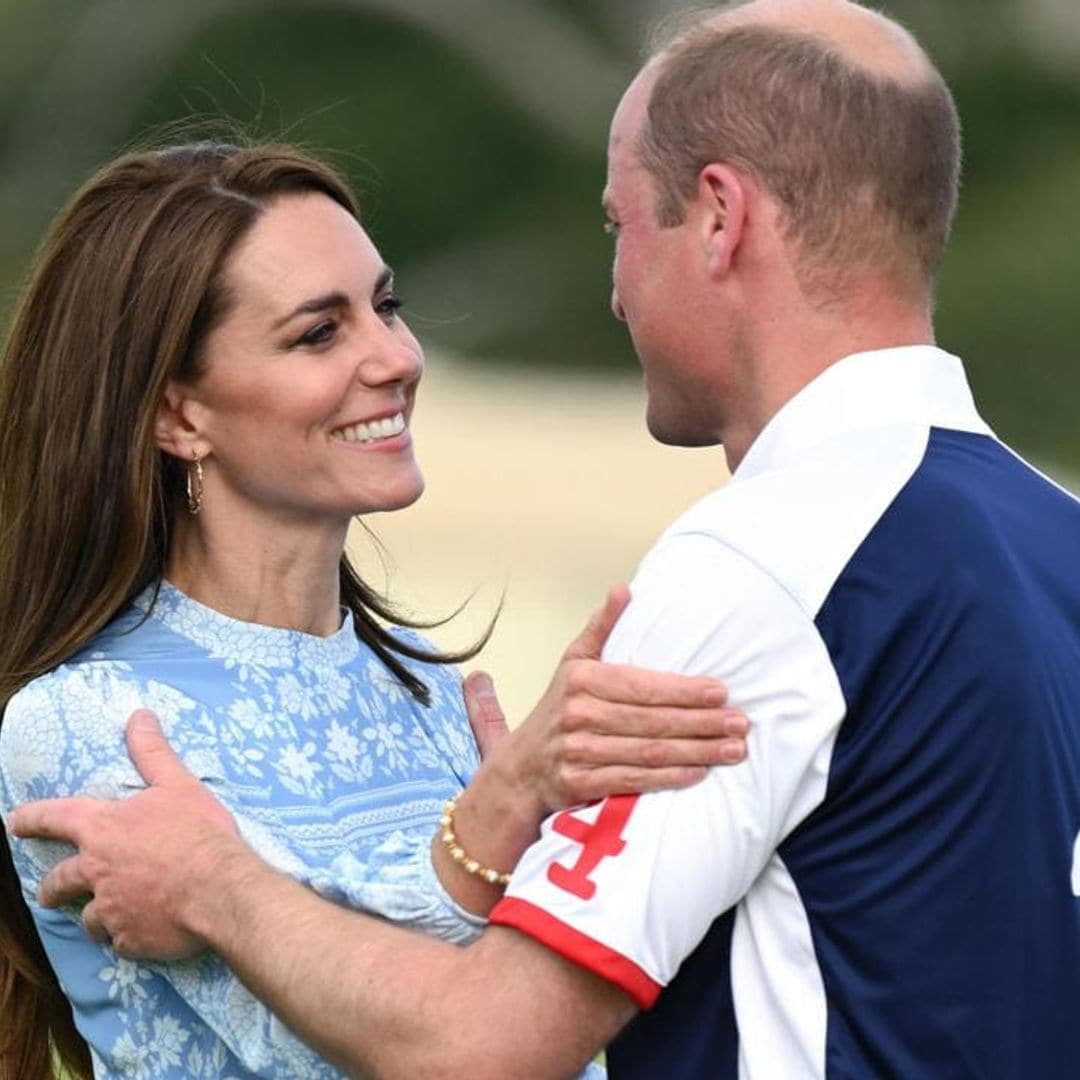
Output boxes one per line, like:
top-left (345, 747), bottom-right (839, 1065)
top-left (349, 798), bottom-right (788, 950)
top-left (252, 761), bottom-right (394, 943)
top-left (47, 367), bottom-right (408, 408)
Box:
top-left (186, 453), bottom-right (204, 515)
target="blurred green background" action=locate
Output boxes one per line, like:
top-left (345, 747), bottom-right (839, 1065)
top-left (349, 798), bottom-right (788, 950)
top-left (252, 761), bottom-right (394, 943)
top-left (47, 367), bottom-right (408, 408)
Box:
top-left (1, 0), bottom-right (1077, 473)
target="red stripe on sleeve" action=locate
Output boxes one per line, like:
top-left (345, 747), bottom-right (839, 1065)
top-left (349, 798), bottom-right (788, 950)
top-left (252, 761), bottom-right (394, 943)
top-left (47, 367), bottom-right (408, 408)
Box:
top-left (490, 896), bottom-right (662, 1010)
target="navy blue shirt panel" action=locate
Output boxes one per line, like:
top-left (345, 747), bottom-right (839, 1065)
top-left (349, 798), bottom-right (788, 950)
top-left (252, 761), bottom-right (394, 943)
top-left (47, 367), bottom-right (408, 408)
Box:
top-left (782, 429), bottom-right (1080, 1077)
top-left (607, 429), bottom-right (1080, 1078)
top-left (607, 910), bottom-right (738, 1079)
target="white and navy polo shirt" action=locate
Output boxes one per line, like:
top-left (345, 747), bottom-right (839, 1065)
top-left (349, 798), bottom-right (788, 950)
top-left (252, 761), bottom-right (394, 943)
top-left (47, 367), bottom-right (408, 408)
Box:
top-left (490, 346), bottom-right (1080, 1077)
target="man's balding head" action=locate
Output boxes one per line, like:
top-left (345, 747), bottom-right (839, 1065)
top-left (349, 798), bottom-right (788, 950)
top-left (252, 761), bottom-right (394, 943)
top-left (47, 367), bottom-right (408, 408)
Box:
top-left (635, 0), bottom-right (961, 299)
top-left (703, 0), bottom-right (929, 79)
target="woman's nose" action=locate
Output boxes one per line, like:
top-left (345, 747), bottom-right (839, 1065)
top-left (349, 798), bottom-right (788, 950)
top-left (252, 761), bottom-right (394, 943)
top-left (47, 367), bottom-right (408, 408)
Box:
top-left (358, 323), bottom-right (423, 385)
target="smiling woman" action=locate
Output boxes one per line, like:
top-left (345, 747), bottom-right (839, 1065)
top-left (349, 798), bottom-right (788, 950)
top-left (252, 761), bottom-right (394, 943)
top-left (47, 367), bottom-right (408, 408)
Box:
top-left (166, 194), bottom-right (427, 547)
top-left (0, 142), bottom-right (747, 1080)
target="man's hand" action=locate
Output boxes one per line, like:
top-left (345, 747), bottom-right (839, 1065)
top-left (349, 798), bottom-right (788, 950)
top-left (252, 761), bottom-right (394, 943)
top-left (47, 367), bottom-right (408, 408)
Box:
top-left (7, 709), bottom-right (239, 959)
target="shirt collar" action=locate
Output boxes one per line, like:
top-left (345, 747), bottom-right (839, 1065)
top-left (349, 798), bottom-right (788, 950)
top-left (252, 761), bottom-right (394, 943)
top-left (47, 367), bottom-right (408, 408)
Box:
top-left (732, 345), bottom-right (992, 482)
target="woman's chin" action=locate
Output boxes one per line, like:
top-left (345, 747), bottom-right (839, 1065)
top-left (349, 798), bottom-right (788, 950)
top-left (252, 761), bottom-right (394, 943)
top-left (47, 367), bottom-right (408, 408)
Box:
top-left (354, 476), bottom-right (426, 517)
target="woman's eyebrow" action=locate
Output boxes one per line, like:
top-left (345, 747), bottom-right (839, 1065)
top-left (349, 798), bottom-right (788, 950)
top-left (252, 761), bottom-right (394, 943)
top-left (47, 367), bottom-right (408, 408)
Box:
top-left (271, 266), bottom-right (394, 330)
top-left (373, 265), bottom-right (394, 296)
top-left (272, 291), bottom-right (350, 330)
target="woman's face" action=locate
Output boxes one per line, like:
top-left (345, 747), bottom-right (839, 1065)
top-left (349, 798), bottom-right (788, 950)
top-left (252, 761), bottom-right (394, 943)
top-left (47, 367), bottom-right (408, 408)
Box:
top-left (186, 192), bottom-right (425, 526)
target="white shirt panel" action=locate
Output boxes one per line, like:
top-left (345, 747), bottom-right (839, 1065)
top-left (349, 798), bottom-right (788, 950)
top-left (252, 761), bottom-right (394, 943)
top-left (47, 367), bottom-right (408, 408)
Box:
top-left (733, 856), bottom-right (827, 1078)
top-left (502, 534), bottom-right (845, 991)
top-left (491, 346), bottom-right (1037, 1077)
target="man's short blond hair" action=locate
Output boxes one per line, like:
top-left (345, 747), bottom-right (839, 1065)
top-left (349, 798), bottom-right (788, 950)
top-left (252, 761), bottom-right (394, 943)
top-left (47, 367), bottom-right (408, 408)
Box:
top-left (639, 12), bottom-right (961, 297)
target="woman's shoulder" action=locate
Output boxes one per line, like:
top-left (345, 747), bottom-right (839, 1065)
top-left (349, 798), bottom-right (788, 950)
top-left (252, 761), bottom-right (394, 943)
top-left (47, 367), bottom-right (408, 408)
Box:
top-left (0, 650), bottom-right (213, 806)
top-left (4, 658), bottom-right (132, 736)
top-left (0, 660), bottom-right (142, 803)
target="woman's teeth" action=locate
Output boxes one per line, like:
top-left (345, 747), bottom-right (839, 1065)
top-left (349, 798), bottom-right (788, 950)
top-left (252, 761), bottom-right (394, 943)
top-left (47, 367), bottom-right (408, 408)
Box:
top-left (332, 412), bottom-right (406, 444)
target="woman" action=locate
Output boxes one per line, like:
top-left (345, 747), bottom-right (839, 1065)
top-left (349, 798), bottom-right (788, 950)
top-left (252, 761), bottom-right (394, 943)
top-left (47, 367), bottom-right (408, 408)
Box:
top-left (0, 143), bottom-right (746, 1079)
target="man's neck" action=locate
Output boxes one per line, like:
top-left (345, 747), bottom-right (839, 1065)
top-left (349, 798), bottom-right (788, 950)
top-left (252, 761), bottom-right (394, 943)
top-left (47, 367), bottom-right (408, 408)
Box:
top-left (720, 301), bottom-right (935, 473)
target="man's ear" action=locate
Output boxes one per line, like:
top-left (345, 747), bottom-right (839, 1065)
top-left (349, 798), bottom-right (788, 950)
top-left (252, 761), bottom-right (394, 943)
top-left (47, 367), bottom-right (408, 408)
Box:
top-left (697, 164), bottom-right (747, 279)
top-left (155, 382), bottom-right (210, 463)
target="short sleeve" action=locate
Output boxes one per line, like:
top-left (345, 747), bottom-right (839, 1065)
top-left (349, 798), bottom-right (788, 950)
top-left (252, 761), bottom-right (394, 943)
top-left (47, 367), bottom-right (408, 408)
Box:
top-left (490, 532), bottom-right (846, 1007)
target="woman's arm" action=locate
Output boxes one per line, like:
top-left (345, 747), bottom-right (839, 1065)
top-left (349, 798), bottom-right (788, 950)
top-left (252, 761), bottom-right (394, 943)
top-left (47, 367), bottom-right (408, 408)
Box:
top-left (430, 586), bottom-right (747, 915)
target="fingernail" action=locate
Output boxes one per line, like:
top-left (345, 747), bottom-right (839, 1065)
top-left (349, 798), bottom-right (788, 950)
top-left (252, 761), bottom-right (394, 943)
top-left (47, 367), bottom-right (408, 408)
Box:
top-left (469, 673), bottom-right (496, 699)
top-left (725, 741), bottom-right (747, 762)
top-left (130, 709), bottom-right (158, 730)
top-left (724, 711), bottom-right (750, 735)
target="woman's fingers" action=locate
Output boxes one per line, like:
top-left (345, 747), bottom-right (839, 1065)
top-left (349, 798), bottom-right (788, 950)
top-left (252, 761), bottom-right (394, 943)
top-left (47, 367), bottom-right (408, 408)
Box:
top-left (560, 764), bottom-right (712, 803)
top-left (562, 585), bottom-right (632, 662)
top-left (558, 697), bottom-right (748, 741)
top-left (562, 730), bottom-right (747, 770)
top-left (463, 671), bottom-right (509, 760)
top-left (562, 659), bottom-right (728, 709)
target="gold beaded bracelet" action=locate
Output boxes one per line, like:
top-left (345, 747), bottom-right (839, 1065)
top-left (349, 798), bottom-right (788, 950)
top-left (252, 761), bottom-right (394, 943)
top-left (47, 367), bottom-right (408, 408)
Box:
top-left (439, 795), bottom-right (512, 887)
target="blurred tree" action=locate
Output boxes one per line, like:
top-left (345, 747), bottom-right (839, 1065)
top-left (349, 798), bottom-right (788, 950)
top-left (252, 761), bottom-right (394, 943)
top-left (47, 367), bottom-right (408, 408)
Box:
top-left (0, 0), bottom-right (1076, 467)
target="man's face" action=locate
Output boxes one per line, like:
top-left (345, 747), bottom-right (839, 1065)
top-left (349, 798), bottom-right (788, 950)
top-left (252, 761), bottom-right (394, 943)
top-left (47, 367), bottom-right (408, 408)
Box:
top-left (603, 74), bottom-right (728, 448)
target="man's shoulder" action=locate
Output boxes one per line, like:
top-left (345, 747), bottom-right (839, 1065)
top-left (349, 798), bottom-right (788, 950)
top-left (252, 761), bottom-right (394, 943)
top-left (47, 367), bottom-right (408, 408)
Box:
top-left (651, 422), bottom-right (935, 617)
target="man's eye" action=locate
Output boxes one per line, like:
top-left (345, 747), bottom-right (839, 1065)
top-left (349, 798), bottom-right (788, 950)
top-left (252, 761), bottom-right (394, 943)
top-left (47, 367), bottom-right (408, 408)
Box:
top-left (377, 295), bottom-right (404, 320)
top-left (297, 320), bottom-right (337, 347)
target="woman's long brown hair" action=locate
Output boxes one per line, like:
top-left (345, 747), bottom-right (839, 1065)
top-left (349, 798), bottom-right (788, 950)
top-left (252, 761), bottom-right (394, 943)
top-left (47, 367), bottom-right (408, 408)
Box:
top-left (0, 141), bottom-right (486, 1080)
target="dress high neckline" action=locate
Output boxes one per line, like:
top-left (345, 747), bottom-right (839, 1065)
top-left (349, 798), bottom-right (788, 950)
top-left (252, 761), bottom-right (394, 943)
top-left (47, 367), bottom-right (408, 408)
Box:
top-left (132, 580), bottom-right (361, 670)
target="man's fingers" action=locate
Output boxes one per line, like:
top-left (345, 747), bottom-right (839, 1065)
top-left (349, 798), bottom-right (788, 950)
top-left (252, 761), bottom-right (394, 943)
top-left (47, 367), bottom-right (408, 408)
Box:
top-left (39, 855), bottom-right (94, 909)
top-left (463, 671), bottom-right (509, 759)
top-left (125, 710), bottom-right (196, 788)
top-left (563, 585), bottom-right (632, 662)
top-left (82, 901), bottom-right (111, 945)
top-left (7, 797), bottom-right (100, 846)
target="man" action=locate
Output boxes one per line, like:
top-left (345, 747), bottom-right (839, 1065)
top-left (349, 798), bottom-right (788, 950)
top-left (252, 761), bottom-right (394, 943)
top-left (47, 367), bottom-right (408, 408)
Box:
top-left (11, 0), bottom-right (1080, 1075)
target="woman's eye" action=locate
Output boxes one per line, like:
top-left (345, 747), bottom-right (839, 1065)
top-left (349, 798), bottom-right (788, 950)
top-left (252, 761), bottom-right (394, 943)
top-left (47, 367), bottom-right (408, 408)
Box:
top-left (296, 320), bottom-right (337, 347)
top-left (603, 219), bottom-right (620, 238)
top-left (376, 295), bottom-right (404, 321)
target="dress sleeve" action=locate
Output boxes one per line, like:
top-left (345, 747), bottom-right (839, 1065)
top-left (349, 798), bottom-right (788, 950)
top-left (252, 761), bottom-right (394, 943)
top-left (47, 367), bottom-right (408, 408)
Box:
top-left (0, 665), bottom-right (348, 1078)
top-left (490, 532), bottom-right (847, 1007)
top-left (300, 831), bottom-right (486, 945)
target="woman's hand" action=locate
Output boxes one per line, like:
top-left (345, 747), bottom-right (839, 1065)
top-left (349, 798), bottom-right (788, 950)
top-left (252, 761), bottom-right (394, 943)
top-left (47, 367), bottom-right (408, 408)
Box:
top-left (436, 585), bottom-right (749, 913)
top-left (472, 585), bottom-right (747, 814)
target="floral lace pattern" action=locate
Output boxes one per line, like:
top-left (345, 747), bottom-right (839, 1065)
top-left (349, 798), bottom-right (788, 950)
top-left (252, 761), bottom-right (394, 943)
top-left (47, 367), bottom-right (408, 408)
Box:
top-left (0, 582), bottom-right (487, 1079)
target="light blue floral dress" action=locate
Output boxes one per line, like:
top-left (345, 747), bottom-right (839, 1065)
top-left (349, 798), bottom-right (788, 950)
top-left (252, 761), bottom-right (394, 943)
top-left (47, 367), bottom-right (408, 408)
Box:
top-left (0, 583), bottom-right (604, 1079)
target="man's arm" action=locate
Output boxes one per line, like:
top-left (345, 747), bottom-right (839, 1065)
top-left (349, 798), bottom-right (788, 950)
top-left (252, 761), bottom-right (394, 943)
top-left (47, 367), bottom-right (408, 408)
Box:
top-left (13, 536), bottom-right (839, 1071)
top-left (184, 837), bottom-right (633, 1079)
top-left (17, 769), bottom-right (633, 1079)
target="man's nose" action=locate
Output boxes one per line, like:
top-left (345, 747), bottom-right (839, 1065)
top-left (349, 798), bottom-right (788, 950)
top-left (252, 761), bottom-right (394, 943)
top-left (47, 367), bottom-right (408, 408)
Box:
top-left (611, 287), bottom-right (626, 322)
